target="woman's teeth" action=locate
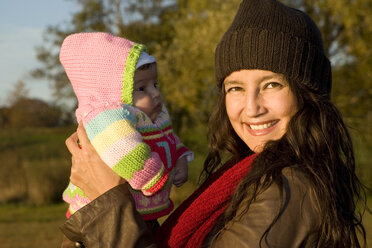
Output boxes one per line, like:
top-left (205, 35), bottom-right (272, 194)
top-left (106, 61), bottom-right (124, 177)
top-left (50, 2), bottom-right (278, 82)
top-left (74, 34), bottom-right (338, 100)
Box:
top-left (249, 121), bottom-right (276, 130)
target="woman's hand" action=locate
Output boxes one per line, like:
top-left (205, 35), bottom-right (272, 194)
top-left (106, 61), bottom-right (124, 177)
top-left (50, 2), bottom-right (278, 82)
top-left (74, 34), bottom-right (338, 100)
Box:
top-left (65, 122), bottom-right (127, 200)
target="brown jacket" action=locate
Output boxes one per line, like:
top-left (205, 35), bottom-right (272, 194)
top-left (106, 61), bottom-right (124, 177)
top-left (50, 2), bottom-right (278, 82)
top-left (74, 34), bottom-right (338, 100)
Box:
top-left (60, 168), bottom-right (319, 247)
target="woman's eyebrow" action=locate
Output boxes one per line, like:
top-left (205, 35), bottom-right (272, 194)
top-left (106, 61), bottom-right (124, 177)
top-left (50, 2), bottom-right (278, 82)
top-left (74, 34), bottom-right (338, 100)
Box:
top-left (224, 75), bottom-right (285, 87)
top-left (259, 75), bottom-right (287, 82)
top-left (261, 76), bottom-right (276, 81)
top-left (224, 80), bottom-right (244, 86)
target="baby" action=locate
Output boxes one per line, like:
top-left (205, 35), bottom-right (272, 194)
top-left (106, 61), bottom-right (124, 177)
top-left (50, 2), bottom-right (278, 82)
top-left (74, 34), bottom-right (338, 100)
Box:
top-left (60, 32), bottom-right (193, 232)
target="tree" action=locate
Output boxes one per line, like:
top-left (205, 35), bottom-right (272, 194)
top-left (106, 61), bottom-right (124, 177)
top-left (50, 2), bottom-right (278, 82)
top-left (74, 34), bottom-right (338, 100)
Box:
top-left (282, 0), bottom-right (372, 129)
top-left (9, 98), bottom-right (62, 128)
top-left (327, 0), bottom-right (372, 127)
top-left (32, 0), bottom-right (112, 103)
top-left (155, 0), bottom-right (241, 132)
top-left (7, 80), bottom-right (29, 105)
top-left (31, 0), bottom-right (177, 104)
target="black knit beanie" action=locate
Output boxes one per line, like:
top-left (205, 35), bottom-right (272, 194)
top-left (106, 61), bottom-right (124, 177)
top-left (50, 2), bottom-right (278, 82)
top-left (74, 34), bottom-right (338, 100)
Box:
top-left (215, 0), bottom-right (332, 97)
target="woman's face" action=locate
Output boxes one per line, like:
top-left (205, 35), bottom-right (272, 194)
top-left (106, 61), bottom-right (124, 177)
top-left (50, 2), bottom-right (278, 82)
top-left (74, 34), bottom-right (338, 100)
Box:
top-left (224, 69), bottom-right (298, 153)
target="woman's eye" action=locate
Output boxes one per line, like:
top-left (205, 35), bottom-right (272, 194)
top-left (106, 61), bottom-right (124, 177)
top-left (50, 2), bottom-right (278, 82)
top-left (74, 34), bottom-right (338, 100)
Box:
top-left (264, 82), bottom-right (282, 89)
top-left (154, 82), bottom-right (158, 88)
top-left (226, 87), bottom-right (242, 93)
top-left (138, 87), bottom-right (145, 91)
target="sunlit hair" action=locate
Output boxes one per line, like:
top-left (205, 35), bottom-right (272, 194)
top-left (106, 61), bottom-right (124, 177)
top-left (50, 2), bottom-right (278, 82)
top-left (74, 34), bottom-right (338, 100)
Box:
top-left (202, 76), bottom-right (368, 247)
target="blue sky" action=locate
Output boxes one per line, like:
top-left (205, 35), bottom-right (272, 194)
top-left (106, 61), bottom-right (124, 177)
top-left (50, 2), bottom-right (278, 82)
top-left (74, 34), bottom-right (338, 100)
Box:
top-left (0, 0), bottom-right (77, 106)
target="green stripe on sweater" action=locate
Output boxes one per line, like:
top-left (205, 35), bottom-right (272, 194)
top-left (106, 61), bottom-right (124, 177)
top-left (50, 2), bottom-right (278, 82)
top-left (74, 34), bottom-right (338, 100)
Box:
top-left (112, 142), bottom-right (151, 180)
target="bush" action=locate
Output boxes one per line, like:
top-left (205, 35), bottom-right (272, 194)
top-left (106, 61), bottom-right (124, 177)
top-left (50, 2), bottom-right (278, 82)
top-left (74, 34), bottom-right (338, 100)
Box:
top-left (0, 126), bottom-right (74, 205)
top-left (0, 97), bottom-right (69, 128)
top-left (0, 157), bottom-right (70, 205)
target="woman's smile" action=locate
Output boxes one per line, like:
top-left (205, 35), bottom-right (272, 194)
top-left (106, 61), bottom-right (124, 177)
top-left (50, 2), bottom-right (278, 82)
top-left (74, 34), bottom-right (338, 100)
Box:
top-left (245, 120), bottom-right (279, 135)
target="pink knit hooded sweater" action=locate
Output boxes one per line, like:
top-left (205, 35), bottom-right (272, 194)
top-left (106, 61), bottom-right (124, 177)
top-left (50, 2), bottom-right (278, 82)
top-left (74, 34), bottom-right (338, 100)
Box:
top-left (60, 32), bottom-right (192, 220)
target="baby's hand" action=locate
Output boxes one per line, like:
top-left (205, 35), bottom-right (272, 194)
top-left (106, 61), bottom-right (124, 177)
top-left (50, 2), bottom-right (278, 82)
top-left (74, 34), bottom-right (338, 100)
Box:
top-left (173, 156), bottom-right (188, 187)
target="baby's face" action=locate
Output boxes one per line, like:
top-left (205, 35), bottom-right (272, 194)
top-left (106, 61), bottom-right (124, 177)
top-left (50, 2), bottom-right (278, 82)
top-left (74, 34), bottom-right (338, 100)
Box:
top-left (133, 63), bottom-right (163, 122)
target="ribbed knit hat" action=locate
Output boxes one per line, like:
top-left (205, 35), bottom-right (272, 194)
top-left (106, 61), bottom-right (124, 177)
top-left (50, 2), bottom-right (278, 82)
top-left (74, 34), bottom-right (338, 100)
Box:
top-left (215, 0), bottom-right (332, 97)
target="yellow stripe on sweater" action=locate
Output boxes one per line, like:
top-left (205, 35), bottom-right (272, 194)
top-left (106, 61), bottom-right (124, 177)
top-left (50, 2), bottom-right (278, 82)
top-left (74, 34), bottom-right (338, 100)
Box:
top-left (91, 119), bottom-right (138, 154)
top-left (142, 129), bottom-right (173, 140)
top-left (142, 166), bottom-right (165, 190)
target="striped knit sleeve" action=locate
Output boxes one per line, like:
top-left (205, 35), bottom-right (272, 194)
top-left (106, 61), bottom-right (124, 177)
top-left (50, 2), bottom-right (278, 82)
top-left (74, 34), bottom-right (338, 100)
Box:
top-left (83, 103), bottom-right (166, 195)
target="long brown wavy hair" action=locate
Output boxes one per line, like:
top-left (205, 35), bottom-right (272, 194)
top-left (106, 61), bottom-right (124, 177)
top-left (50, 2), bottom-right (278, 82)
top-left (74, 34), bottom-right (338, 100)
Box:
top-left (201, 77), bottom-right (368, 247)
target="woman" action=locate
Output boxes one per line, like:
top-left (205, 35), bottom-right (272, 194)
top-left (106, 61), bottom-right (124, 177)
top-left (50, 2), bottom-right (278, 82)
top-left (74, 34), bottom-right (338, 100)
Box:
top-left (61, 0), bottom-right (368, 247)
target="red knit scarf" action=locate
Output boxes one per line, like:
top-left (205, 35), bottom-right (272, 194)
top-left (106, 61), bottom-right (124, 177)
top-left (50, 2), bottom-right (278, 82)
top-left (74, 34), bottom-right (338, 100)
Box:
top-left (155, 154), bottom-right (257, 248)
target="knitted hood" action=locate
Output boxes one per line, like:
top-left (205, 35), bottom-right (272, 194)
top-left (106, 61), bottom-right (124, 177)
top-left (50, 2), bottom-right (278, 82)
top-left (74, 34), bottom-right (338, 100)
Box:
top-left (60, 32), bottom-right (147, 122)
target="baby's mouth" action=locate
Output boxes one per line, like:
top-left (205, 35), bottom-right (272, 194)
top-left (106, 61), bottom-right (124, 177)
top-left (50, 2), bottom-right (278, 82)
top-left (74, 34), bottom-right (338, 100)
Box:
top-left (155, 103), bottom-right (162, 111)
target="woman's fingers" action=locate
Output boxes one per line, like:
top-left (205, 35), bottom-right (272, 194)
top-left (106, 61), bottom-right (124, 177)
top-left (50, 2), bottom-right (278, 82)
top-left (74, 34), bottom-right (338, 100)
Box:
top-left (70, 152), bottom-right (125, 200)
top-left (70, 155), bottom-right (87, 186)
top-left (65, 132), bottom-right (80, 155)
top-left (77, 122), bottom-right (92, 150)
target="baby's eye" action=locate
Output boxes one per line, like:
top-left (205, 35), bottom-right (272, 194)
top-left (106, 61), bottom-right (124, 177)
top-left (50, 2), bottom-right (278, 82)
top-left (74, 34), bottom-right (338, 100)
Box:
top-left (137, 86), bottom-right (145, 91)
top-left (154, 82), bottom-right (158, 88)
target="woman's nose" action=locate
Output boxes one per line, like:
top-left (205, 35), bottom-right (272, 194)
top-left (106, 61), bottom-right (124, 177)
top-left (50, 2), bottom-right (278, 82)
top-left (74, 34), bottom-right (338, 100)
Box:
top-left (244, 92), bottom-right (264, 117)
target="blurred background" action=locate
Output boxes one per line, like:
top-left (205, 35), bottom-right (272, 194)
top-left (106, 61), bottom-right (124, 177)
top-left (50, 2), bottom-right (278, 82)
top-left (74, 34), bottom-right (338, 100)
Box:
top-left (0, 0), bottom-right (371, 247)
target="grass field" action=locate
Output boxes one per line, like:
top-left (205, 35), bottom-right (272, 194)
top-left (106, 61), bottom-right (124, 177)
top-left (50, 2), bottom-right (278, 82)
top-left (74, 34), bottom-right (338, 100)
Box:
top-left (0, 182), bottom-right (203, 248)
top-left (0, 203), bottom-right (67, 248)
